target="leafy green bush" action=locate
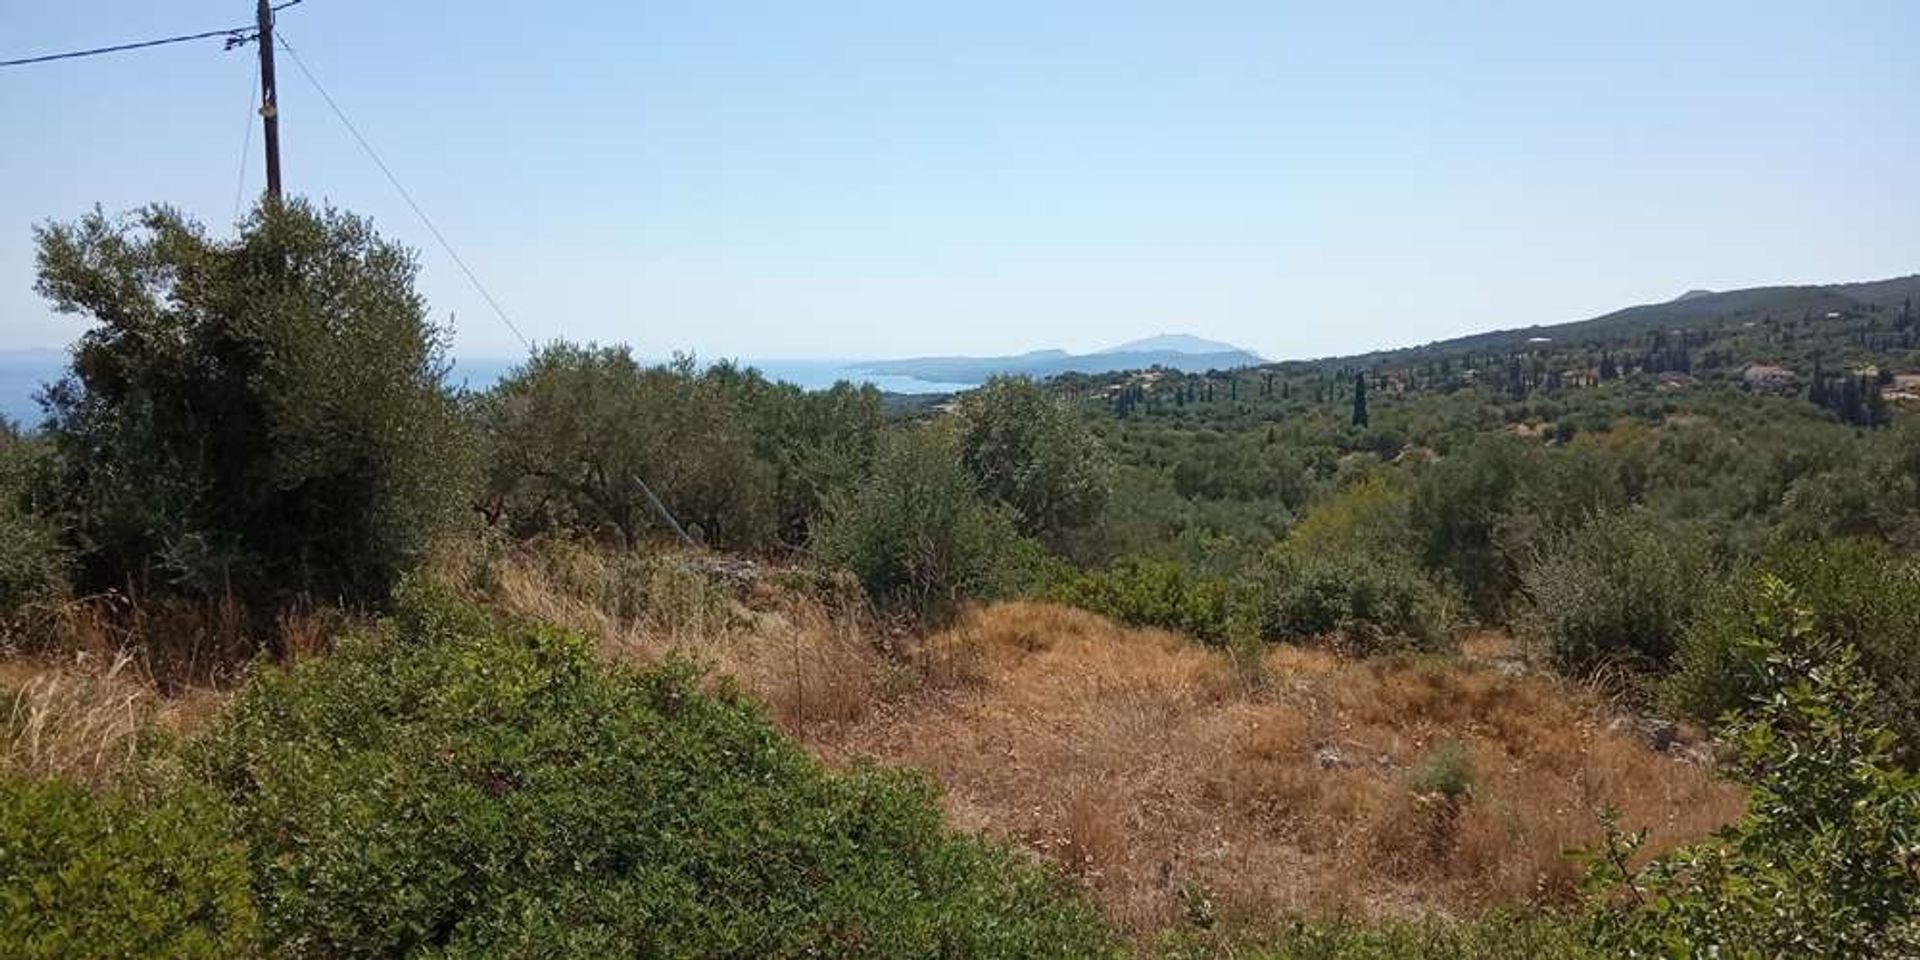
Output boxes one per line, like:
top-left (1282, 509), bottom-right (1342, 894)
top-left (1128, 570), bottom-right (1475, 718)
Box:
top-left (1250, 550), bottom-right (1455, 655)
top-left (1046, 555), bottom-right (1237, 644)
top-left (192, 585), bottom-right (1113, 957)
top-left (33, 201), bottom-right (474, 608)
top-left (1666, 538), bottom-right (1920, 760)
top-left (0, 428), bottom-right (66, 633)
top-left (1519, 508), bottom-right (1710, 677)
top-left (815, 423), bottom-right (1039, 619)
top-left (1586, 577), bottom-right (1920, 957)
top-left (478, 347), bottom-right (794, 549)
top-left (1411, 739), bottom-right (1476, 803)
top-left (1409, 438), bottom-right (1541, 619)
top-left (1158, 912), bottom-right (1600, 959)
top-left (0, 777), bottom-right (259, 959)
top-left (955, 376), bottom-right (1112, 543)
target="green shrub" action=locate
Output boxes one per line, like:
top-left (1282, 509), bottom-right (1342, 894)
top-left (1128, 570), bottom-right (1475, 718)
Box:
top-left (1585, 577), bottom-right (1920, 957)
top-left (1409, 438), bottom-right (1540, 619)
top-left (192, 585), bottom-right (1114, 957)
top-left (478, 348), bottom-right (792, 549)
top-left (33, 201), bottom-right (474, 609)
top-left (1250, 550), bottom-right (1455, 655)
top-left (1283, 473), bottom-right (1412, 561)
top-left (955, 376), bottom-right (1112, 543)
top-left (0, 429), bottom-right (66, 633)
top-left (1666, 539), bottom-right (1920, 754)
top-left (1158, 912), bottom-right (1600, 959)
top-left (1046, 555), bottom-right (1237, 644)
top-left (0, 777), bottom-right (259, 959)
top-left (1411, 739), bottom-right (1476, 803)
top-left (1519, 508), bottom-right (1710, 677)
top-left (815, 423), bottom-right (1039, 619)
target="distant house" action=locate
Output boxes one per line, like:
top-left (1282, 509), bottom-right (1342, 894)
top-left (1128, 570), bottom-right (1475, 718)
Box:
top-left (1655, 371), bottom-right (1695, 391)
top-left (1743, 363), bottom-right (1799, 393)
top-left (1887, 373), bottom-right (1920, 403)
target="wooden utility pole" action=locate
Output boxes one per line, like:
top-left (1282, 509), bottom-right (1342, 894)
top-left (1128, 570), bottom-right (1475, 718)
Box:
top-left (256, 0), bottom-right (282, 201)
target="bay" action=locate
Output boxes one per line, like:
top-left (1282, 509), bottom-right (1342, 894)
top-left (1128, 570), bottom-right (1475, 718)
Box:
top-left (0, 353), bottom-right (972, 429)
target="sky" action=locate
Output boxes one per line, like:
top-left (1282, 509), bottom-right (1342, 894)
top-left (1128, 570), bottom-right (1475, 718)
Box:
top-left (1, 1), bottom-right (1917, 362)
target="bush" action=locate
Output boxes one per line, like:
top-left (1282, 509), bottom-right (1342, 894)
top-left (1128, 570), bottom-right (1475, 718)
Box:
top-left (1250, 550), bottom-right (1455, 655)
top-left (1409, 438), bottom-right (1540, 619)
top-left (815, 423), bottom-right (1038, 619)
top-left (33, 201), bottom-right (474, 609)
top-left (1519, 508), bottom-right (1710, 677)
top-left (184, 585), bottom-right (1115, 957)
top-left (1666, 538), bottom-right (1920, 761)
top-left (1586, 577), bottom-right (1920, 957)
top-left (1158, 912), bottom-right (1599, 959)
top-left (0, 428), bottom-right (66, 633)
top-left (1046, 556), bottom-right (1237, 644)
top-left (478, 348), bottom-right (790, 549)
top-left (1411, 739), bottom-right (1476, 803)
top-left (1284, 472), bottom-right (1412, 560)
top-left (0, 777), bottom-right (259, 959)
top-left (955, 376), bottom-right (1112, 543)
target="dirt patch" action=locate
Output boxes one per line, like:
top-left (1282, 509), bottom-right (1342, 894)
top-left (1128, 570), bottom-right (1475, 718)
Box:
top-left (811, 602), bottom-right (1743, 932)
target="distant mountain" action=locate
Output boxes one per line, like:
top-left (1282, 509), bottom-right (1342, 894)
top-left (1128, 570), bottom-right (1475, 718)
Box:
top-left (856, 337), bottom-right (1262, 384)
top-left (1100, 333), bottom-right (1255, 356)
top-left (1301, 274), bottom-right (1920, 368)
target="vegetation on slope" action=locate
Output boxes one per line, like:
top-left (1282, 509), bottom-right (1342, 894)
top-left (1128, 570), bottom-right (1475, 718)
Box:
top-left (5, 197), bottom-right (1920, 956)
top-left (5, 586), bottom-right (1117, 959)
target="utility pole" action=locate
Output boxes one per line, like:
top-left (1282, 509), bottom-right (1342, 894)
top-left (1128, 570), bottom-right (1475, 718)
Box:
top-left (256, 0), bottom-right (282, 201)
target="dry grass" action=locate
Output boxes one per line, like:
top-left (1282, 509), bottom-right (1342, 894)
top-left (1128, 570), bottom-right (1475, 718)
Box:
top-left (0, 596), bottom-right (335, 787)
top-left (810, 602), bottom-right (1745, 932)
top-left (473, 541), bottom-right (890, 736)
top-left (0, 650), bottom-right (225, 788)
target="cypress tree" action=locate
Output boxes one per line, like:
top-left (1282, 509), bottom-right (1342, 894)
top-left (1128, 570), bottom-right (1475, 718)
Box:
top-left (1351, 372), bottom-right (1370, 428)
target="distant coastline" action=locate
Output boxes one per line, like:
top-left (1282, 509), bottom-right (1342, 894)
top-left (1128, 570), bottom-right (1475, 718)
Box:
top-left (2, 333), bottom-right (1269, 427)
top-left (0, 353), bottom-right (973, 427)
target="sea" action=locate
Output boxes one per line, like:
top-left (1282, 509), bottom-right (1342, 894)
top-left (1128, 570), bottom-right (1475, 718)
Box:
top-left (0, 352), bottom-right (970, 429)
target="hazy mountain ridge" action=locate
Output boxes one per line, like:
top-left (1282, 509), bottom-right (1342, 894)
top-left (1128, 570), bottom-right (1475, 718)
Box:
top-left (855, 335), bottom-right (1263, 383)
top-left (1291, 274), bottom-right (1920, 369)
top-left (1099, 333), bottom-right (1251, 356)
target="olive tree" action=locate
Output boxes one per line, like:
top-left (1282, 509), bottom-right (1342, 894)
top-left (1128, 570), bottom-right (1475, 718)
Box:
top-left (815, 422), bottom-right (1033, 619)
top-left (33, 200), bottom-right (474, 607)
top-left (478, 346), bottom-right (774, 549)
top-left (955, 376), bottom-right (1110, 543)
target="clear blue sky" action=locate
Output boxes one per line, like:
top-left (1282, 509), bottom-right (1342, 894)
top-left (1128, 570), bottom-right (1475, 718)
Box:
top-left (2, 1), bottom-right (1916, 361)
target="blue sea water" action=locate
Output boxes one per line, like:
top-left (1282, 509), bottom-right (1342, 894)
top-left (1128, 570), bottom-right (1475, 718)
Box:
top-left (0, 351), bottom-right (62, 428)
top-left (448, 357), bottom-right (972, 395)
top-left (0, 353), bottom-right (969, 429)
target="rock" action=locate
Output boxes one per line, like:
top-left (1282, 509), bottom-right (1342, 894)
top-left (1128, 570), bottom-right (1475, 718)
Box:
top-left (1607, 715), bottom-right (1683, 753)
top-left (1643, 720), bottom-right (1680, 752)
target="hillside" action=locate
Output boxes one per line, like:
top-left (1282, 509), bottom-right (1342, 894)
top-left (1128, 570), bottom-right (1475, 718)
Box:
top-left (1299, 274), bottom-right (1920, 370)
top-left (6, 193), bottom-right (1917, 958)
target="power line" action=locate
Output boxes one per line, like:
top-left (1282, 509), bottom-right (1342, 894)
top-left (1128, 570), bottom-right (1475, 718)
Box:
top-left (274, 32), bottom-right (534, 353)
top-left (232, 58), bottom-right (261, 221)
top-left (0, 2), bottom-right (306, 68)
top-left (0, 26), bottom-right (249, 67)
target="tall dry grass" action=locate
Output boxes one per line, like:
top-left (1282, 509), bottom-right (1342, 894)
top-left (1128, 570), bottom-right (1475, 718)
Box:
top-left (0, 651), bottom-right (225, 788)
top-left (1, 596), bottom-right (331, 788)
top-left (466, 540), bottom-right (888, 735)
top-left (815, 602), bottom-right (1745, 932)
